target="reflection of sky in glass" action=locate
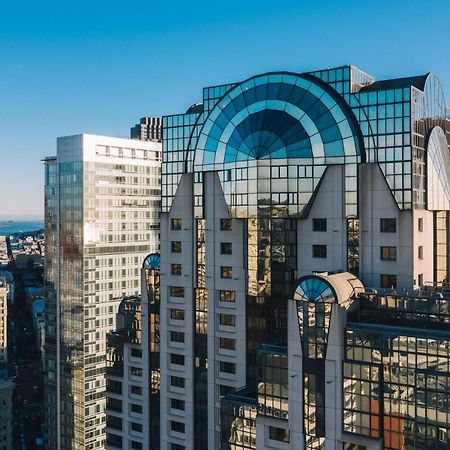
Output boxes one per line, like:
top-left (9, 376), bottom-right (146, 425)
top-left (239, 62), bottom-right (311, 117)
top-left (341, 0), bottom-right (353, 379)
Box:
top-left (143, 252), bottom-right (160, 270)
top-left (195, 74), bottom-right (361, 167)
top-left (294, 277), bottom-right (336, 303)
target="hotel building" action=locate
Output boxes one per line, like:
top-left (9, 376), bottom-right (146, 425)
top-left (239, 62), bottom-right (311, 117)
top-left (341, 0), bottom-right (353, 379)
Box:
top-left (44, 134), bottom-right (161, 449)
top-left (156, 66), bottom-right (450, 449)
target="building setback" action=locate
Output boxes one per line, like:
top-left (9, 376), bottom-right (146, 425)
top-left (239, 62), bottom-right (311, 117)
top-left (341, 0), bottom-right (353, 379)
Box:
top-left (44, 134), bottom-right (161, 450)
top-left (152, 66), bottom-right (450, 450)
top-left (131, 117), bottom-right (162, 142)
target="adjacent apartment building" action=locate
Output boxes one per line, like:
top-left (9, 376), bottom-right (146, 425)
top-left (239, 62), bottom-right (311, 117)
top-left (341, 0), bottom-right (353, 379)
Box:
top-left (155, 66), bottom-right (450, 449)
top-left (44, 134), bottom-right (161, 449)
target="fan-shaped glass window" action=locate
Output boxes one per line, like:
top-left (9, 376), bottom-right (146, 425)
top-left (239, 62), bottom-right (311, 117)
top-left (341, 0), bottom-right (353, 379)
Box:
top-left (293, 276), bottom-right (337, 304)
top-left (427, 127), bottom-right (450, 210)
top-left (195, 73), bottom-right (361, 168)
top-left (294, 276), bottom-right (336, 360)
top-left (143, 253), bottom-right (160, 270)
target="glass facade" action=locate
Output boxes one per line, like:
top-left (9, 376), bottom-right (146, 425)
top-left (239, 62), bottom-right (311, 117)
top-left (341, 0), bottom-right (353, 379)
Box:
top-left (143, 253), bottom-right (161, 450)
top-left (44, 135), bottom-right (161, 450)
top-left (344, 290), bottom-right (450, 449)
top-left (161, 66), bottom-right (450, 450)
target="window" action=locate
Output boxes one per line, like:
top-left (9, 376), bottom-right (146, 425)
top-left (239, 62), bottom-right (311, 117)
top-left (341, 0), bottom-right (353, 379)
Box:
top-left (171, 444), bottom-right (185, 450)
top-left (418, 217), bottom-right (423, 232)
top-left (170, 353), bottom-right (185, 365)
top-left (106, 434), bottom-right (122, 448)
top-left (380, 246), bottom-right (397, 261)
top-left (106, 415), bottom-right (122, 430)
top-left (131, 348), bottom-right (142, 358)
top-left (221, 266), bottom-right (233, 278)
top-left (131, 385), bottom-right (142, 396)
top-left (170, 286), bottom-right (185, 298)
top-left (418, 245), bottom-right (423, 259)
top-left (269, 426), bottom-right (290, 443)
top-left (131, 403), bottom-right (142, 414)
top-left (219, 314), bottom-right (235, 326)
top-left (418, 273), bottom-right (424, 287)
top-left (380, 218), bottom-right (396, 233)
top-left (219, 337), bottom-right (236, 350)
top-left (170, 376), bottom-right (185, 388)
top-left (313, 218), bottom-right (327, 232)
top-left (313, 245), bottom-right (327, 258)
top-left (171, 398), bottom-right (185, 410)
top-left (220, 242), bottom-right (232, 254)
top-left (171, 241), bottom-right (182, 253)
top-left (131, 442), bottom-right (143, 450)
top-left (171, 421), bottom-right (185, 433)
top-left (171, 218), bottom-right (182, 230)
top-left (220, 384), bottom-right (233, 396)
top-left (220, 290), bottom-right (236, 302)
top-left (171, 264), bottom-right (182, 275)
top-left (131, 422), bottom-right (143, 432)
top-left (220, 219), bottom-right (232, 230)
top-left (170, 331), bottom-right (184, 343)
top-left (381, 274), bottom-right (397, 289)
top-left (219, 361), bottom-right (236, 374)
top-left (130, 367), bottom-right (142, 377)
top-left (170, 308), bottom-right (185, 320)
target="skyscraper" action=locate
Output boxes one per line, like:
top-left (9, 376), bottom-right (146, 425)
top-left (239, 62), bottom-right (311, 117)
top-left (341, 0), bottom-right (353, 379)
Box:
top-left (157, 66), bottom-right (450, 449)
top-left (44, 134), bottom-right (161, 449)
top-left (131, 117), bottom-right (162, 142)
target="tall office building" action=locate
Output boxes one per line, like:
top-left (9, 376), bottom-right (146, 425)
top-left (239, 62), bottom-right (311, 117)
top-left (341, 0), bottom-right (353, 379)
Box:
top-left (157, 67), bottom-right (450, 449)
top-left (44, 134), bottom-right (161, 450)
top-left (131, 117), bottom-right (162, 142)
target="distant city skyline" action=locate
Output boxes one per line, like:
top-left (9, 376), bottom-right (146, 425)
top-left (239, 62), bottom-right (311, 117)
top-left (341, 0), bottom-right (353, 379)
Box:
top-left (1, 0), bottom-right (449, 217)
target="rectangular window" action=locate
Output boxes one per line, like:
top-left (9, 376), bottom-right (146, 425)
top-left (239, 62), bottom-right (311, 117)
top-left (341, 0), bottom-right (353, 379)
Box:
top-left (171, 445), bottom-right (185, 450)
top-left (418, 273), bottom-right (424, 287)
top-left (219, 314), bottom-right (236, 326)
top-left (269, 426), bottom-right (290, 443)
top-left (170, 376), bottom-right (185, 388)
top-left (170, 353), bottom-right (185, 366)
top-left (170, 331), bottom-right (185, 343)
top-left (219, 337), bottom-right (236, 350)
top-left (171, 218), bottom-right (182, 230)
top-left (131, 385), bottom-right (142, 396)
top-left (220, 384), bottom-right (233, 396)
top-left (418, 217), bottom-right (423, 232)
top-left (131, 403), bottom-right (142, 414)
top-left (380, 246), bottom-right (397, 261)
top-left (219, 361), bottom-right (236, 374)
top-left (381, 274), bottom-right (397, 289)
top-left (131, 422), bottom-right (143, 432)
top-left (171, 420), bottom-right (185, 433)
top-left (313, 218), bottom-right (327, 232)
top-left (380, 218), bottom-right (397, 233)
top-left (170, 398), bottom-right (185, 411)
top-left (221, 266), bottom-right (233, 278)
top-left (220, 219), bottom-right (232, 230)
top-left (171, 241), bottom-right (182, 253)
top-left (131, 442), bottom-right (143, 450)
top-left (171, 264), bottom-right (182, 275)
top-left (131, 348), bottom-right (142, 358)
top-left (313, 245), bottom-right (327, 258)
top-left (170, 286), bottom-right (185, 298)
top-left (220, 242), bottom-right (232, 255)
top-left (130, 367), bottom-right (142, 377)
top-left (170, 308), bottom-right (185, 320)
top-left (418, 245), bottom-right (423, 259)
top-left (220, 290), bottom-right (236, 302)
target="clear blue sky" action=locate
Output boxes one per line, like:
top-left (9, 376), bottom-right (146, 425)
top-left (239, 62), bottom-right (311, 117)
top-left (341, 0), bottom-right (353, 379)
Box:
top-left (1, 0), bottom-right (449, 218)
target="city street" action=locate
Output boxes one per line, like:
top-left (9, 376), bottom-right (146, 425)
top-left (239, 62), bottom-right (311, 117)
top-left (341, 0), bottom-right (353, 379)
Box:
top-left (8, 264), bottom-right (44, 449)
